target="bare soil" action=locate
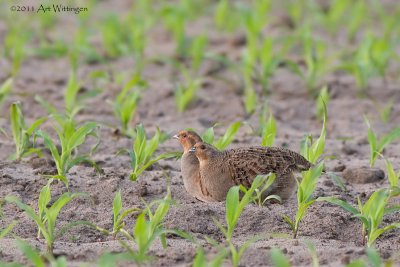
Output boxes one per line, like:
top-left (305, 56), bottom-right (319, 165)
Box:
top-left (0, 1), bottom-right (400, 266)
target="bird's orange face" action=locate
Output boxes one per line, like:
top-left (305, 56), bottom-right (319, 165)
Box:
top-left (190, 142), bottom-right (213, 161)
top-left (173, 130), bottom-right (202, 152)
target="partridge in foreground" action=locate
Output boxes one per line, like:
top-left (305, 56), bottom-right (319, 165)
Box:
top-left (190, 142), bottom-right (313, 202)
top-left (173, 130), bottom-right (215, 202)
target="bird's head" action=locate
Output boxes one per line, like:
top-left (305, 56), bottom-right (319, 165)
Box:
top-left (189, 142), bottom-right (217, 161)
top-left (173, 130), bottom-right (202, 152)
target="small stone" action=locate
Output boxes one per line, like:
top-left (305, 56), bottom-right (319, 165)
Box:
top-left (342, 167), bottom-right (384, 184)
top-left (333, 163), bottom-right (346, 172)
top-left (342, 145), bottom-right (358, 155)
top-left (229, 34), bottom-right (246, 47)
top-left (86, 180), bottom-right (96, 186)
top-left (323, 180), bottom-right (334, 187)
top-left (341, 255), bottom-right (351, 264)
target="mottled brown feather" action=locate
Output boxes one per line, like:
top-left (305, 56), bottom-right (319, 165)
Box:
top-left (222, 146), bottom-right (312, 187)
top-left (193, 142), bottom-right (312, 201)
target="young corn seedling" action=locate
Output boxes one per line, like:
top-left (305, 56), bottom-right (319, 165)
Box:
top-left (241, 48), bottom-right (257, 115)
top-left (10, 102), bottom-right (47, 160)
top-left (305, 241), bottom-right (319, 267)
top-left (242, 36), bottom-right (285, 95)
top-left (175, 72), bottom-right (202, 113)
top-left (193, 247), bottom-right (228, 267)
top-left (317, 188), bottom-right (400, 247)
top-left (4, 24), bottom-right (29, 76)
top-left (288, 29), bottom-right (330, 95)
top-left (369, 37), bottom-right (393, 81)
top-left (270, 248), bottom-right (291, 267)
top-left (189, 35), bottom-right (208, 75)
top-left (259, 106), bottom-right (277, 147)
top-left (384, 157), bottom-right (400, 191)
top-left (87, 190), bottom-right (142, 238)
top-left (100, 14), bottom-right (131, 58)
top-left (117, 189), bottom-right (175, 264)
top-left (346, 0), bottom-right (367, 42)
top-left (5, 180), bottom-right (83, 254)
top-left (111, 74), bottom-right (146, 136)
top-left (315, 86), bottom-right (330, 121)
top-left (0, 221), bottom-right (17, 240)
top-left (4, 239), bottom-right (68, 267)
top-left (201, 121), bottom-right (241, 150)
top-left (0, 78), bottom-right (12, 107)
top-left (373, 99), bottom-right (394, 124)
top-left (214, 0), bottom-right (241, 32)
top-left (240, 0), bottom-right (270, 45)
top-left (111, 191), bottom-right (141, 237)
top-left (340, 34), bottom-right (378, 93)
top-left (364, 117), bottom-right (400, 167)
top-left (35, 71), bottom-right (88, 118)
top-left (251, 174), bottom-right (281, 207)
top-left (283, 102), bottom-right (327, 238)
top-left (213, 175), bottom-right (268, 267)
top-left (321, 0), bottom-right (350, 36)
top-left (127, 124), bottom-right (176, 181)
top-left (36, 117), bottom-right (99, 187)
top-left (161, 3), bottom-right (187, 56)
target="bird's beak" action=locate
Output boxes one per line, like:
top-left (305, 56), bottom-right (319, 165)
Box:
top-left (189, 146), bottom-right (196, 152)
top-left (172, 134), bottom-right (179, 139)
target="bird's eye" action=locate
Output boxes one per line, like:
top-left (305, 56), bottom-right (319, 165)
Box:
top-left (182, 134), bottom-right (187, 138)
top-left (200, 144), bottom-right (206, 150)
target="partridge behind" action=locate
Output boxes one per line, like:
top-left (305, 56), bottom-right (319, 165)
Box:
top-left (174, 130), bottom-right (214, 202)
top-left (192, 142), bottom-right (312, 202)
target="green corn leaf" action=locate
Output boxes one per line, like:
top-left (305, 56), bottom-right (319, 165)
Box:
top-left (261, 113), bottom-right (276, 147)
top-left (10, 102), bottom-right (23, 157)
top-left (116, 208), bottom-right (141, 229)
top-left (16, 240), bottom-right (46, 267)
top-left (46, 193), bottom-right (77, 239)
top-left (133, 212), bottom-right (150, 255)
top-left (5, 196), bottom-right (50, 242)
top-left (0, 221), bottom-right (17, 239)
top-left (38, 181), bottom-right (51, 221)
top-left (385, 158), bottom-right (399, 188)
top-left (352, 214), bottom-right (370, 230)
top-left (271, 248), bottom-right (291, 267)
top-left (36, 131), bottom-right (61, 167)
top-left (212, 216), bottom-right (228, 237)
top-left (368, 223), bottom-right (400, 247)
top-left (214, 121), bottom-right (241, 150)
top-left (64, 72), bottom-right (80, 115)
top-left (67, 122), bottom-right (98, 150)
top-left (26, 117), bottom-right (47, 136)
top-left (317, 197), bottom-right (359, 215)
top-left (55, 220), bottom-right (96, 240)
top-left (201, 127), bottom-right (215, 144)
top-left (378, 127), bottom-right (400, 152)
top-left (226, 186), bottom-right (240, 231)
top-left (113, 191), bottom-right (123, 227)
top-left (0, 78), bottom-right (13, 104)
top-left (309, 101), bottom-right (326, 163)
top-left (34, 95), bottom-right (58, 115)
top-left (365, 247), bottom-right (382, 267)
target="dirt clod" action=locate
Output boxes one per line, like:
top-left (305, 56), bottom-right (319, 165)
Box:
top-left (342, 167), bottom-right (385, 184)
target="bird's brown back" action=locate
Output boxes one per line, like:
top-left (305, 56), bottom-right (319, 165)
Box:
top-left (222, 146), bottom-right (312, 187)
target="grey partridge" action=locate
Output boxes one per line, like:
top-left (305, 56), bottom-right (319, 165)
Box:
top-left (190, 142), bottom-right (312, 202)
top-left (173, 130), bottom-right (215, 202)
